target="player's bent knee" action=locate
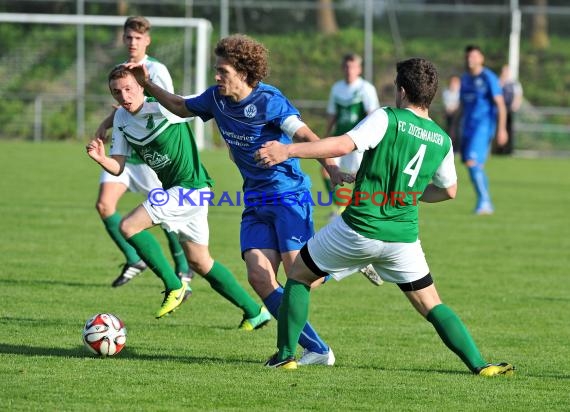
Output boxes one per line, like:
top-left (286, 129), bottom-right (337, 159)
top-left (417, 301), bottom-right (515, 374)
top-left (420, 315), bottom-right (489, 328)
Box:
top-left (185, 251), bottom-right (213, 275)
top-left (246, 270), bottom-right (277, 295)
top-left (95, 201), bottom-right (114, 218)
top-left (118, 219), bottom-right (140, 238)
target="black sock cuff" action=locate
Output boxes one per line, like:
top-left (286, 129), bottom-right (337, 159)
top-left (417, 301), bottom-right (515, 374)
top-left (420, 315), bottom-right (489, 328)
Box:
top-left (397, 273), bottom-right (433, 292)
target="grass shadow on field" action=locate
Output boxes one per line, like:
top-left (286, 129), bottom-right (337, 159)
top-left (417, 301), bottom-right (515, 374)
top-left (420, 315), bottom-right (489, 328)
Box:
top-left (345, 364), bottom-right (570, 380)
top-left (0, 316), bottom-right (82, 327)
top-left (6, 341), bottom-right (570, 380)
top-left (0, 278), bottom-right (106, 288)
top-left (0, 343), bottom-right (87, 358)
top-left (530, 296), bottom-right (570, 303)
top-left (0, 343), bottom-right (261, 365)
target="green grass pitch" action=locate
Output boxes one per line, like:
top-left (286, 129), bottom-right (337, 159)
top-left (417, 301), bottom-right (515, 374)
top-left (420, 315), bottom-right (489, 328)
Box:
top-left (1, 140), bottom-right (569, 411)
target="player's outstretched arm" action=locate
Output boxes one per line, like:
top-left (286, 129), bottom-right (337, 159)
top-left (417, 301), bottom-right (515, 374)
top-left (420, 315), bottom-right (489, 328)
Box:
top-left (420, 183), bottom-right (457, 203)
top-left (255, 135), bottom-right (355, 185)
top-left (123, 62), bottom-right (195, 119)
top-left (256, 134), bottom-right (354, 166)
top-left (293, 125), bottom-right (349, 185)
top-left (86, 138), bottom-right (126, 176)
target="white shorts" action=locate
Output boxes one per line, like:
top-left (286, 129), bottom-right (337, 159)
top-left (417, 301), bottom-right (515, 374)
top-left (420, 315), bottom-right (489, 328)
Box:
top-left (307, 216), bottom-right (430, 284)
top-left (142, 186), bottom-right (210, 245)
top-left (333, 151), bottom-right (364, 175)
top-left (99, 163), bottom-right (161, 195)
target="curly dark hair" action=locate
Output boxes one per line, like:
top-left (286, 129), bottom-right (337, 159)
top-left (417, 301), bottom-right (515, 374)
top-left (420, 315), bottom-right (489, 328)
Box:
top-left (214, 34), bottom-right (269, 88)
top-left (395, 58), bottom-right (438, 109)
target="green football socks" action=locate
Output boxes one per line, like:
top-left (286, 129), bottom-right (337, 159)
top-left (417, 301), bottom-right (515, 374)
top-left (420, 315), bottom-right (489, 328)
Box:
top-left (427, 303), bottom-right (487, 371)
top-left (102, 213), bottom-right (141, 265)
top-left (277, 279), bottom-right (311, 361)
top-left (126, 231), bottom-right (182, 291)
top-left (163, 229), bottom-right (189, 275)
top-left (203, 261), bottom-right (260, 318)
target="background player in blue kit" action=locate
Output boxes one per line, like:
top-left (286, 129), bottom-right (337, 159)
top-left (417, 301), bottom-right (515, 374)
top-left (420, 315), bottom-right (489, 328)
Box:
top-left (127, 34), bottom-right (347, 365)
top-left (460, 45), bottom-right (508, 215)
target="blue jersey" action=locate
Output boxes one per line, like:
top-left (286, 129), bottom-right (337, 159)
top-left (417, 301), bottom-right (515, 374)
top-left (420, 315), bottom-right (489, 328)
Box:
top-left (460, 68), bottom-right (502, 139)
top-left (185, 82), bottom-right (311, 198)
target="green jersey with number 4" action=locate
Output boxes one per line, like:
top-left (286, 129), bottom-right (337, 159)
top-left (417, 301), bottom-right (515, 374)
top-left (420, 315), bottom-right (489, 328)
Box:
top-left (343, 107), bottom-right (454, 242)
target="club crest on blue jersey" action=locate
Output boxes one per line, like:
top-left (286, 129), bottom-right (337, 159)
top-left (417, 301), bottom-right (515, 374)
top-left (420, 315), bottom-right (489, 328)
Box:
top-left (244, 104), bottom-right (257, 118)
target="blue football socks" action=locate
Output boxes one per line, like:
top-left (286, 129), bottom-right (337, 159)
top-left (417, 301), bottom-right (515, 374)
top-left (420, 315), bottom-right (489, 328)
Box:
top-left (264, 287), bottom-right (329, 354)
top-left (468, 164), bottom-right (492, 209)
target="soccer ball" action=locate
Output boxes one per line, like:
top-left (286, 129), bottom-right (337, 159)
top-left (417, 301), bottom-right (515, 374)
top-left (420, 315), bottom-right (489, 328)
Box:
top-left (82, 313), bottom-right (127, 356)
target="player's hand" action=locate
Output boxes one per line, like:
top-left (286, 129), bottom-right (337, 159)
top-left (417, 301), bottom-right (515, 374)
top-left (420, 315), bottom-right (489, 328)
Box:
top-left (123, 62), bottom-right (150, 87)
top-left (255, 141), bottom-right (289, 168)
top-left (326, 164), bottom-right (355, 186)
top-left (86, 138), bottom-right (106, 163)
top-left (496, 128), bottom-right (508, 147)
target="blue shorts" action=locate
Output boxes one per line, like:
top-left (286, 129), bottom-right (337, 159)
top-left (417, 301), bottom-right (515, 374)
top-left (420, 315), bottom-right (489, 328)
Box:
top-left (240, 193), bottom-right (314, 255)
top-left (461, 122), bottom-right (496, 164)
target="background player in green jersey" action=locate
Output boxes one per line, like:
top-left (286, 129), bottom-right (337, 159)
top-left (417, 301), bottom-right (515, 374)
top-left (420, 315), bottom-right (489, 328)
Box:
top-left (322, 52), bottom-right (383, 286)
top-left (257, 58), bottom-right (514, 376)
top-left (86, 66), bottom-right (270, 327)
top-left (322, 53), bottom-right (380, 218)
top-left (93, 16), bottom-right (191, 288)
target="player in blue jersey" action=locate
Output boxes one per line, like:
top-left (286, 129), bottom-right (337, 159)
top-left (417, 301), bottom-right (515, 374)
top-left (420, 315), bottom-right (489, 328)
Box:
top-left (126, 34), bottom-right (348, 366)
top-left (459, 45), bottom-right (508, 215)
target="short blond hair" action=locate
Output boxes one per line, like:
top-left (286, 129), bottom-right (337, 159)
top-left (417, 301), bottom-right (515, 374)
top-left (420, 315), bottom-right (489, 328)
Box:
top-left (342, 53), bottom-right (362, 65)
top-left (124, 16), bottom-right (151, 34)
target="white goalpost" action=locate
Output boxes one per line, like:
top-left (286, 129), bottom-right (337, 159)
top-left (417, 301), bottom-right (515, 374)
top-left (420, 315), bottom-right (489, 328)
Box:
top-left (0, 13), bottom-right (212, 149)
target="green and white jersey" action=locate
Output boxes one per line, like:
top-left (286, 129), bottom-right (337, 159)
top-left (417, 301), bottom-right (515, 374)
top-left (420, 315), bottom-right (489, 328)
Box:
top-left (343, 107), bottom-right (456, 242)
top-left (125, 55), bottom-right (174, 165)
top-left (327, 77), bottom-right (380, 135)
top-left (110, 97), bottom-right (212, 190)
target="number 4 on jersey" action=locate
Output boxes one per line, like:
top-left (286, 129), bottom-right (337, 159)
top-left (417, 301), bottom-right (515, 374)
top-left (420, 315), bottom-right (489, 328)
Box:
top-left (403, 144), bottom-right (426, 187)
